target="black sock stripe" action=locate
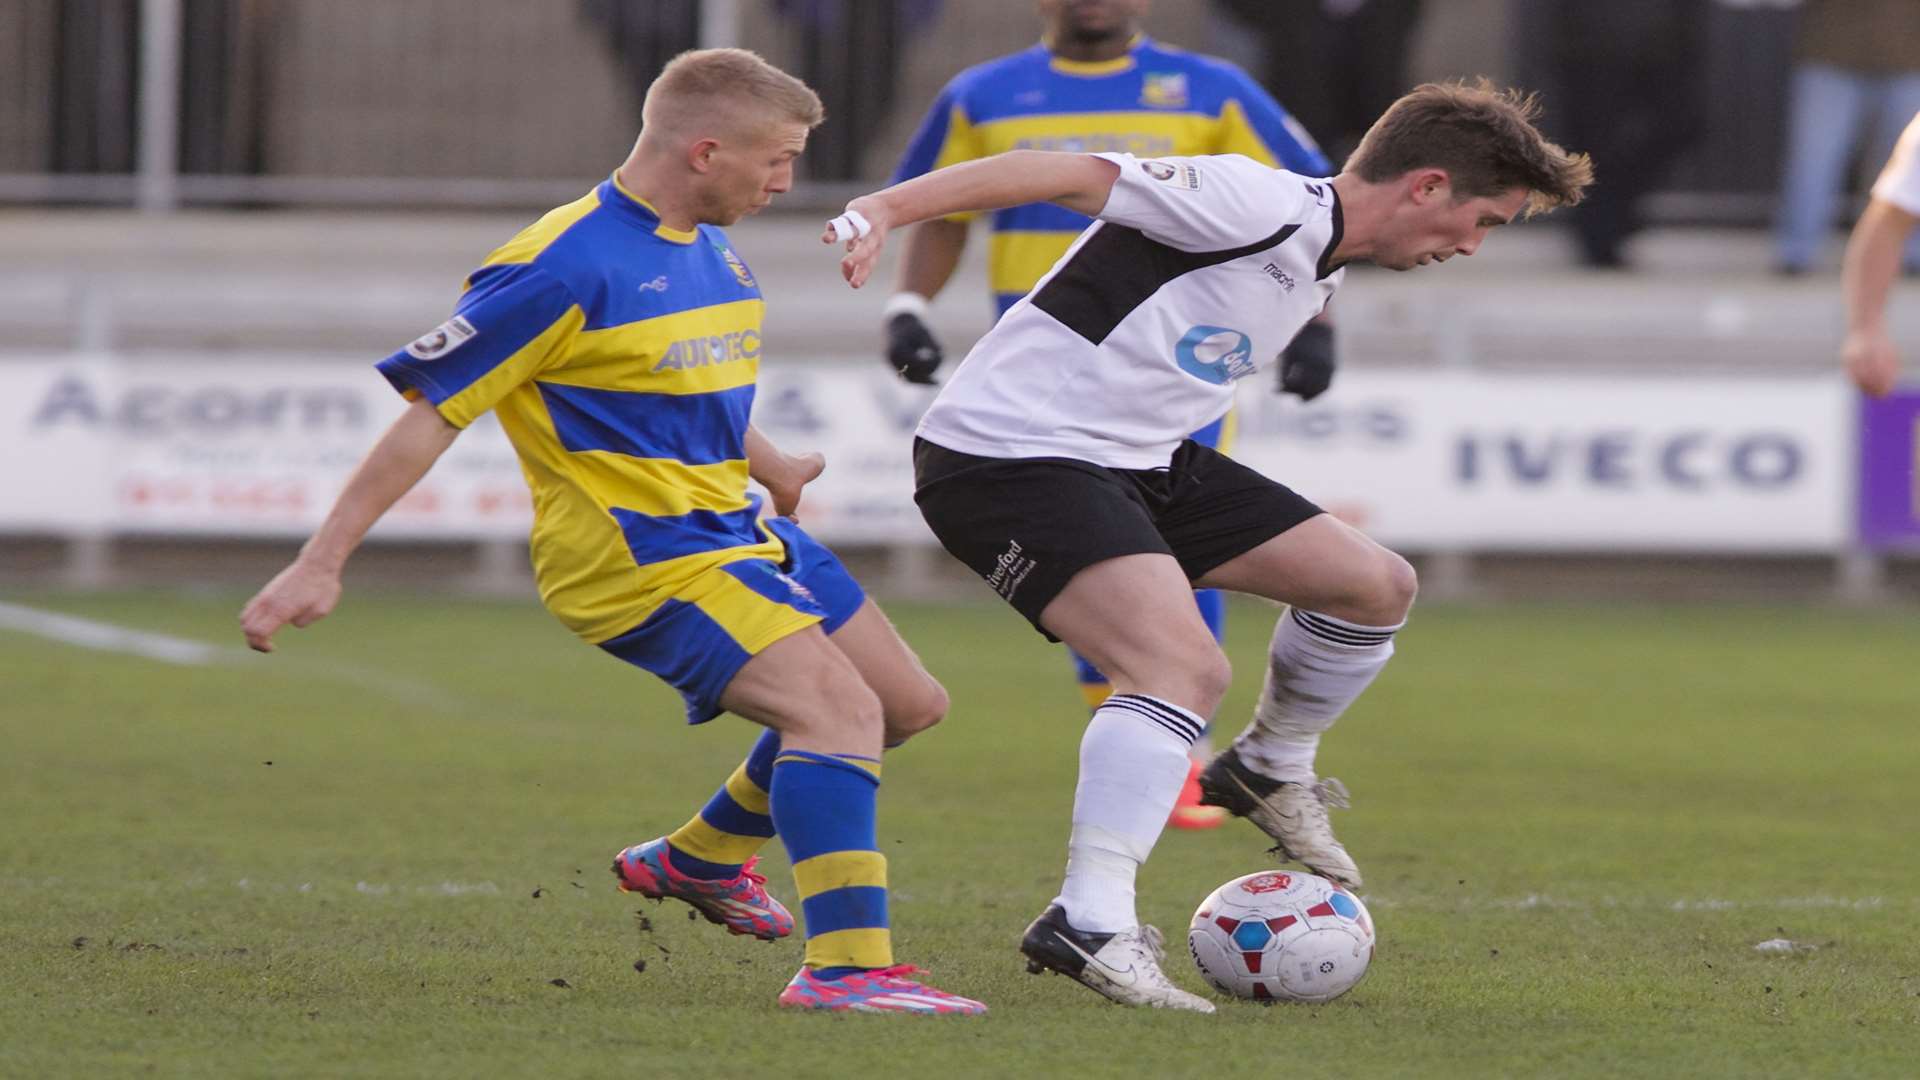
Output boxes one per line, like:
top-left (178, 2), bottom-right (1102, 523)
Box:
top-left (1291, 608), bottom-right (1396, 639)
top-left (1101, 700), bottom-right (1200, 745)
top-left (1104, 698), bottom-right (1192, 738)
top-left (1290, 608), bottom-right (1396, 647)
top-left (1290, 608), bottom-right (1395, 641)
top-left (1109, 692), bottom-right (1200, 727)
top-left (1130, 710), bottom-right (1201, 746)
top-left (1102, 695), bottom-right (1202, 744)
top-left (1107, 693), bottom-right (1204, 737)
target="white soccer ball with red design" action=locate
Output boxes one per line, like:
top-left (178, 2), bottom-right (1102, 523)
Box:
top-left (1187, 869), bottom-right (1375, 1003)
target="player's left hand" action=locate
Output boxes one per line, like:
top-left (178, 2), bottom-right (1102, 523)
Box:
top-left (240, 558), bottom-right (343, 653)
top-left (1843, 327), bottom-right (1901, 398)
top-left (764, 451), bottom-right (825, 519)
top-left (1278, 321), bottom-right (1336, 401)
top-left (824, 197), bottom-right (890, 289)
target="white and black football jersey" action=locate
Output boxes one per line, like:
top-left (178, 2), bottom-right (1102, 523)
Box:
top-left (1873, 111), bottom-right (1920, 216)
top-left (916, 151), bottom-right (1346, 469)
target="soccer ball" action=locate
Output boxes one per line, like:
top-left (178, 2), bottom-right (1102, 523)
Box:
top-left (1188, 870), bottom-right (1375, 1003)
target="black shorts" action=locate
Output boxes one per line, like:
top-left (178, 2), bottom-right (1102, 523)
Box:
top-left (912, 437), bottom-right (1324, 640)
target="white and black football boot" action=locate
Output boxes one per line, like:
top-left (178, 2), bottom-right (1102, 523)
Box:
top-left (1019, 904), bottom-right (1215, 1012)
top-left (1196, 745), bottom-right (1363, 887)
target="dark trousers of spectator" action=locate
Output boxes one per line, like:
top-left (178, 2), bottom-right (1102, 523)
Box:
top-left (1221, 0), bottom-right (1423, 165)
top-left (1547, 2), bottom-right (1707, 268)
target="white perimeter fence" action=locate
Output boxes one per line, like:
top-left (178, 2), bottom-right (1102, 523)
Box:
top-left (4, 352), bottom-right (1911, 601)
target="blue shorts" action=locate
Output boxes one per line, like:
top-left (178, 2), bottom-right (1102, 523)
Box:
top-left (597, 518), bottom-right (866, 724)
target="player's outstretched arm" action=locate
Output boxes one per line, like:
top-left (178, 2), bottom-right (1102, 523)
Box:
top-left (1841, 197), bottom-right (1918, 397)
top-left (825, 151), bottom-right (1121, 289)
top-left (240, 397), bottom-right (461, 652)
top-left (744, 423), bottom-right (825, 520)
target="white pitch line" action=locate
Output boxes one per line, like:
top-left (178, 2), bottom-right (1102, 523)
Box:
top-left (0, 600), bottom-right (225, 666)
top-left (1359, 893), bottom-right (1892, 912)
top-left (0, 600), bottom-right (456, 709)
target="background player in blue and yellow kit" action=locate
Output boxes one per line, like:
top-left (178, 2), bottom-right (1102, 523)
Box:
top-left (239, 49), bottom-right (983, 1016)
top-left (881, 0), bottom-right (1338, 827)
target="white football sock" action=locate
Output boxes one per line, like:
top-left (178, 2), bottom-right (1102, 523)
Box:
top-left (1055, 693), bottom-right (1202, 933)
top-left (1232, 608), bottom-right (1401, 784)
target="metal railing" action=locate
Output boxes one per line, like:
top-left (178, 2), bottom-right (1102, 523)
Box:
top-left (0, 0), bottom-right (1834, 217)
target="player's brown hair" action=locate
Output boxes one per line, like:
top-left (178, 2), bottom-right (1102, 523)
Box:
top-left (642, 48), bottom-right (825, 134)
top-left (1346, 79), bottom-right (1593, 216)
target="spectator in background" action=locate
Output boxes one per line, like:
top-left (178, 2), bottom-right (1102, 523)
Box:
top-left (1543, 0), bottom-right (1708, 269)
top-left (1772, 0), bottom-right (1920, 276)
top-left (1214, 0), bottom-right (1423, 166)
top-left (1841, 110), bottom-right (1919, 397)
top-left (578, 0), bottom-right (701, 127)
top-left (776, 0), bottom-right (944, 180)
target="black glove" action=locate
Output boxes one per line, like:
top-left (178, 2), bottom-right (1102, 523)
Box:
top-left (885, 311), bottom-right (945, 385)
top-left (1277, 321), bottom-right (1336, 401)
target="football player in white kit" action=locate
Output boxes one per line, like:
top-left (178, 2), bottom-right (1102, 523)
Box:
top-left (825, 80), bottom-right (1592, 1011)
top-left (1843, 110), bottom-right (1920, 397)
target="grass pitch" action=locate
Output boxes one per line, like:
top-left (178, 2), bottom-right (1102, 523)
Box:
top-left (3, 588), bottom-right (1917, 1077)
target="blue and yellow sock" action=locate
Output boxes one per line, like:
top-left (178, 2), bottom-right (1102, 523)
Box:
top-left (665, 729), bottom-right (781, 880)
top-left (770, 749), bottom-right (891, 977)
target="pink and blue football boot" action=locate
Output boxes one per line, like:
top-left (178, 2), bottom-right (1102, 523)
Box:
top-left (777, 965), bottom-right (987, 1015)
top-left (612, 838), bottom-right (794, 941)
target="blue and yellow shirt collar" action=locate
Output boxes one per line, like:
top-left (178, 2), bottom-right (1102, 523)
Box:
top-left (603, 172), bottom-right (701, 245)
top-left (1046, 33), bottom-right (1147, 77)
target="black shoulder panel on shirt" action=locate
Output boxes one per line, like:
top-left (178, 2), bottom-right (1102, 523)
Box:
top-left (1030, 221), bottom-right (1301, 345)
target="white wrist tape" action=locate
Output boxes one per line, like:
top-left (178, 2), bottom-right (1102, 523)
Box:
top-left (825, 208), bottom-right (873, 244)
top-left (882, 292), bottom-right (931, 321)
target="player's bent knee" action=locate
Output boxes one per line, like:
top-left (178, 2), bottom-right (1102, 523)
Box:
top-left (1327, 548), bottom-right (1417, 626)
top-left (1192, 648), bottom-right (1234, 713)
top-left (769, 663), bottom-right (886, 747)
top-left (883, 678), bottom-right (949, 744)
top-left (1380, 550), bottom-right (1419, 618)
top-left (1113, 642), bottom-right (1230, 717)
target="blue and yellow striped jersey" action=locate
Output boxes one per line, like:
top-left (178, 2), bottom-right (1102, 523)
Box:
top-left (376, 175), bottom-right (781, 643)
top-left (892, 35), bottom-right (1332, 313)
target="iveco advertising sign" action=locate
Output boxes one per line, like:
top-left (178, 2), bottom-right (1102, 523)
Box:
top-left (0, 359), bottom-right (1860, 553)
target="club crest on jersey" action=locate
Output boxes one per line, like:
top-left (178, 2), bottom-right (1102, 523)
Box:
top-left (404, 315), bottom-right (477, 361)
top-left (1140, 159), bottom-right (1201, 191)
top-left (1175, 325), bottom-right (1256, 385)
top-left (715, 243), bottom-right (756, 289)
top-left (1140, 72), bottom-right (1189, 109)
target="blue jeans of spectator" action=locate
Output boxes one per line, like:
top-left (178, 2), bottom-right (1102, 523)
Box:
top-left (1774, 64), bottom-right (1920, 271)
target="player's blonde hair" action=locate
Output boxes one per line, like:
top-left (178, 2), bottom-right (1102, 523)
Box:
top-left (1346, 79), bottom-right (1593, 217)
top-left (641, 48), bottom-right (825, 137)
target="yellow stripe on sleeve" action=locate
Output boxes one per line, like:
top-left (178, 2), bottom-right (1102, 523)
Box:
top-left (437, 305), bottom-right (585, 428)
top-left (475, 190), bottom-right (602, 273)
